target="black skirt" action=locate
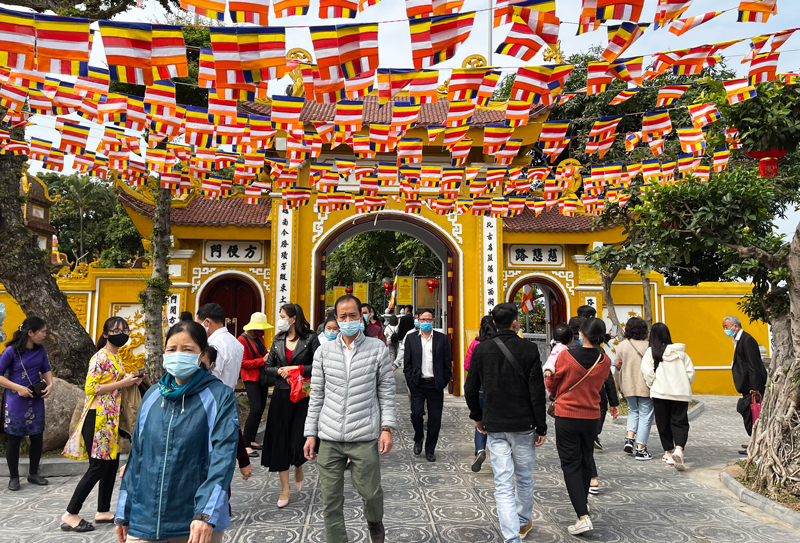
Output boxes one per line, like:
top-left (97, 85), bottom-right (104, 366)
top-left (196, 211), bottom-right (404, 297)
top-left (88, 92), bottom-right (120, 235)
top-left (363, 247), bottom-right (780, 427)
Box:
top-left (260, 387), bottom-right (309, 472)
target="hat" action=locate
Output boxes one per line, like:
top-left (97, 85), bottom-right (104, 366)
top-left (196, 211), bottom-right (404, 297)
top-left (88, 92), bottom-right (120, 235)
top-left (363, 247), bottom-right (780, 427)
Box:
top-left (243, 312), bottom-right (273, 331)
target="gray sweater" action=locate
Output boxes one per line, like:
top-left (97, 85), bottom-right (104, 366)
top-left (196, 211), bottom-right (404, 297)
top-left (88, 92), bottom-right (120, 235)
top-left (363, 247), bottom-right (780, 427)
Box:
top-left (304, 332), bottom-right (397, 442)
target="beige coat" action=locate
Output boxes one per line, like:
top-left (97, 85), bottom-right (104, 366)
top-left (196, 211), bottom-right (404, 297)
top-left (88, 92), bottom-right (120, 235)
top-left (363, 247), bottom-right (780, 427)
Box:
top-left (615, 339), bottom-right (651, 398)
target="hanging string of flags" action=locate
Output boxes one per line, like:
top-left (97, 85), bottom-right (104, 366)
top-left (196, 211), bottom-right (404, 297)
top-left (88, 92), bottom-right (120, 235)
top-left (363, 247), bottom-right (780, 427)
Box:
top-left (0, 0), bottom-right (790, 218)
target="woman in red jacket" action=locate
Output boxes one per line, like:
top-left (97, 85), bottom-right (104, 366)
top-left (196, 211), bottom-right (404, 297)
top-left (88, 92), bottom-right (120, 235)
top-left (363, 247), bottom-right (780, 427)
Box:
top-left (239, 312), bottom-right (273, 456)
top-left (545, 318), bottom-right (617, 538)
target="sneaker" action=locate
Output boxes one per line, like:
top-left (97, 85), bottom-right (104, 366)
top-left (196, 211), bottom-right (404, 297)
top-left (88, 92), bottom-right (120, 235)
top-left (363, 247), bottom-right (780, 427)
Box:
top-left (519, 520), bottom-right (533, 540)
top-left (662, 452), bottom-right (675, 465)
top-left (623, 438), bottom-right (635, 455)
top-left (588, 484), bottom-right (599, 495)
top-left (672, 449), bottom-right (685, 471)
top-left (471, 450), bottom-right (486, 473)
top-left (593, 437), bottom-right (603, 451)
top-left (567, 517), bottom-right (593, 537)
top-left (634, 447), bottom-right (653, 461)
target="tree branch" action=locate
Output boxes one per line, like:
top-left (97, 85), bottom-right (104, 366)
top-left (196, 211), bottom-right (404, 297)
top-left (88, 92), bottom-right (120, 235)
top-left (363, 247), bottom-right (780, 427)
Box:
top-left (2, 0), bottom-right (137, 20)
top-left (721, 243), bottom-right (787, 270)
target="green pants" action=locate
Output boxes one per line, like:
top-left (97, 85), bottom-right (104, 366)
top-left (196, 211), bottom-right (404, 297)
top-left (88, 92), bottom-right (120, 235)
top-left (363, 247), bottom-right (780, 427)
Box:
top-left (317, 439), bottom-right (384, 543)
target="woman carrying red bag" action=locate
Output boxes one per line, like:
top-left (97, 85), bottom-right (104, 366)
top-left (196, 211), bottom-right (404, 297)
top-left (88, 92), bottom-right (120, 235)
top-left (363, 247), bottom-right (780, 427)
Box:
top-left (261, 303), bottom-right (320, 508)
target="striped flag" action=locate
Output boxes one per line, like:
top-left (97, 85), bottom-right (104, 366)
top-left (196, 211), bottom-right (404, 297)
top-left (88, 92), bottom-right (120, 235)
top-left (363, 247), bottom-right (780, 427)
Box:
top-left (151, 25), bottom-right (188, 80)
top-left (337, 23), bottom-right (379, 79)
top-left (377, 69), bottom-right (417, 104)
top-left (29, 138), bottom-right (52, 161)
top-left (514, 6), bottom-right (560, 45)
top-left (198, 49), bottom-right (216, 89)
top-left (0, 83), bottom-right (27, 111)
top-left (737, 1), bottom-right (777, 23)
top-left (445, 101), bottom-right (475, 128)
top-left (496, 20), bottom-right (546, 62)
top-left (74, 67), bottom-right (107, 101)
top-left (180, 0), bottom-right (225, 21)
top-left (334, 100), bottom-right (364, 135)
top-left (391, 102), bottom-right (422, 129)
top-left (144, 80), bottom-right (177, 114)
top-left (185, 106), bottom-right (216, 148)
top-left (274, 0), bottom-right (310, 17)
top-left (450, 137), bottom-right (473, 166)
top-left (319, 0), bottom-right (358, 18)
top-left (494, 0), bottom-right (556, 27)
top-left (408, 70), bottom-right (439, 104)
top-left (677, 127), bottom-right (706, 156)
top-left (610, 88), bottom-right (641, 105)
top-left (406, 0), bottom-right (432, 19)
top-left (58, 121), bottom-right (90, 154)
top-left (98, 94), bottom-right (128, 125)
top-left (725, 127), bottom-right (742, 149)
top-left (505, 100), bottom-right (532, 127)
top-left (271, 95), bottom-right (305, 130)
top-left (51, 82), bottom-right (82, 115)
top-left (426, 125), bottom-right (446, 144)
top-left (724, 78), bottom-right (757, 105)
top-left (625, 131), bottom-right (642, 151)
top-left (693, 164), bottom-right (711, 182)
top-left (34, 15), bottom-right (91, 76)
top-left (593, 0), bottom-right (645, 23)
top-left (768, 29), bottom-right (797, 53)
top-left (99, 21), bottom-right (153, 86)
top-left (602, 21), bottom-right (648, 63)
top-left (642, 110), bottom-right (672, 142)
top-left (677, 154), bottom-right (701, 177)
top-left (713, 147), bottom-right (730, 173)
top-left (483, 124), bottom-right (515, 154)
top-left (656, 85), bottom-right (690, 107)
top-left (653, 0), bottom-right (693, 30)
top-left (448, 68), bottom-right (486, 102)
top-left (125, 96), bottom-right (147, 131)
top-left (687, 103), bottom-right (721, 128)
top-left (538, 120), bottom-right (571, 162)
top-left (230, 0), bottom-right (272, 24)
top-left (341, 70), bottom-right (375, 99)
top-left (410, 12), bottom-right (474, 69)
top-left (641, 159), bottom-right (661, 182)
top-left (496, 139), bottom-right (523, 166)
top-left (648, 138), bottom-right (665, 157)
top-left (510, 65), bottom-right (553, 103)
top-left (587, 61), bottom-right (612, 94)
top-left (668, 11), bottom-right (722, 36)
top-left (0, 7), bottom-right (36, 71)
top-left (749, 52), bottom-right (780, 84)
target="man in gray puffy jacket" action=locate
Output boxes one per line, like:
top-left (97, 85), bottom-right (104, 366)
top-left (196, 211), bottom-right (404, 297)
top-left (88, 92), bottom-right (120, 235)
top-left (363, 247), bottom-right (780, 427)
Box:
top-left (304, 294), bottom-right (396, 543)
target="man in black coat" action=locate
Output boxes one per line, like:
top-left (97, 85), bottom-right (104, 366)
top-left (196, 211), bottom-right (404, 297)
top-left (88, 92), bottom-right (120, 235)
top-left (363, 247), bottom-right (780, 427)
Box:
top-left (465, 303), bottom-right (547, 541)
top-left (403, 308), bottom-right (452, 461)
top-left (723, 316), bottom-right (768, 449)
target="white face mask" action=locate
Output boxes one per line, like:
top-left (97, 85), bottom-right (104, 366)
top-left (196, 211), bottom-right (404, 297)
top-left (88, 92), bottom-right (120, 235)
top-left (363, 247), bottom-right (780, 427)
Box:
top-left (276, 319), bottom-right (291, 334)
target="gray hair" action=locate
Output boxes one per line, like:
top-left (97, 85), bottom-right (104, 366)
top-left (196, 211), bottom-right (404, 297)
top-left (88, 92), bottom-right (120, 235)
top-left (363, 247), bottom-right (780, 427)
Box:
top-left (723, 316), bottom-right (742, 328)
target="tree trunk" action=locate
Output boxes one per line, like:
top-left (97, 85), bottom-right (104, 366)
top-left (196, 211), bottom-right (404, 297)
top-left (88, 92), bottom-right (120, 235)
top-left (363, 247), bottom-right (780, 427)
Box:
top-left (139, 184), bottom-right (172, 380)
top-left (79, 211), bottom-right (84, 259)
top-left (640, 271), bottom-right (653, 327)
top-left (602, 268), bottom-right (622, 332)
top-left (746, 222), bottom-right (800, 496)
top-left (0, 152), bottom-right (96, 385)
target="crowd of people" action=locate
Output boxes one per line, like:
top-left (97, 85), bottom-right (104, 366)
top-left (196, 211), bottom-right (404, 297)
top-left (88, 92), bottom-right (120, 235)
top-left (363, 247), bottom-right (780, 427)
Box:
top-left (0, 296), bottom-right (769, 542)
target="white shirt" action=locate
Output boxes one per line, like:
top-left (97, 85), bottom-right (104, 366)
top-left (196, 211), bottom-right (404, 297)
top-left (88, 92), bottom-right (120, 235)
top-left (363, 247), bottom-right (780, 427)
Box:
top-left (734, 329), bottom-right (743, 344)
top-left (420, 332), bottom-right (434, 378)
top-left (340, 332), bottom-right (359, 380)
top-left (208, 327), bottom-right (244, 390)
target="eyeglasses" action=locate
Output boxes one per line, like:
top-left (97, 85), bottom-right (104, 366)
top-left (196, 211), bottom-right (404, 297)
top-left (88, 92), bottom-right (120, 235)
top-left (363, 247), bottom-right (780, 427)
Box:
top-left (109, 329), bottom-right (130, 335)
top-left (418, 318), bottom-right (434, 323)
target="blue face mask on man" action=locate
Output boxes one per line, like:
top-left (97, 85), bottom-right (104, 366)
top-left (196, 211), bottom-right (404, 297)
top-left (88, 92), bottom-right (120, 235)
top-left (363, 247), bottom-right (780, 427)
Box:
top-left (420, 322), bottom-right (433, 332)
top-left (338, 320), bottom-right (361, 337)
top-left (724, 328), bottom-right (736, 337)
top-left (163, 352), bottom-right (201, 381)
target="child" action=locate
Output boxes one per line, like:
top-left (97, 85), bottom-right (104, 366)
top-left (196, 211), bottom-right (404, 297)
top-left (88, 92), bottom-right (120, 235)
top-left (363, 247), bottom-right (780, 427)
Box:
top-left (199, 345), bottom-right (217, 375)
top-left (543, 324), bottom-right (574, 378)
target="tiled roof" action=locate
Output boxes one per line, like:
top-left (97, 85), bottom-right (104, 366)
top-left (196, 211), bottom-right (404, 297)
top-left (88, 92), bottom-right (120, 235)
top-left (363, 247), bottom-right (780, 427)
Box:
top-left (503, 208), bottom-right (610, 233)
top-left (118, 190), bottom-right (272, 228)
top-left (240, 95), bottom-right (548, 127)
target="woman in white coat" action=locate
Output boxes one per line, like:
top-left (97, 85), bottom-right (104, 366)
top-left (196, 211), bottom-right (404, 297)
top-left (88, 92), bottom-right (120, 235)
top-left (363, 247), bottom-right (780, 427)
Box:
top-left (641, 323), bottom-right (695, 471)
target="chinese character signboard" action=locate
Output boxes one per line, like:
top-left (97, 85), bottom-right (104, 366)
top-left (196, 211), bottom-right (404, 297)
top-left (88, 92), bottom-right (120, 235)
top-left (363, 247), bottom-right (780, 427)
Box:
top-left (334, 286), bottom-right (346, 302)
top-left (203, 240), bottom-right (264, 264)
top-left (483, 219), bottom-right (499, 314)
top-left (353, 282), bottom-right (369, 303)
top-left (164, 292), bottom-right (182, 327)
top-left (274, 209), bottom-right (293, 323)
top-left (396, 277), bottom-right (413, 306)
top-left (508, 245), bottom-right (564, 267)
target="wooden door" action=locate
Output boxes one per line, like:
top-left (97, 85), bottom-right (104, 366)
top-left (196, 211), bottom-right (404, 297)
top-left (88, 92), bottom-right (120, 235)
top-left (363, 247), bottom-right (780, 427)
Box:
top-left (201, 277), bottom-right (260, 336)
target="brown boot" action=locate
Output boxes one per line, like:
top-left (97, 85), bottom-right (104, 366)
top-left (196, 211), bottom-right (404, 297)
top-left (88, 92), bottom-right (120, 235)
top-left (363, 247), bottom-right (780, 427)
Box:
top-left (368, 521), bottom-right (385, 543)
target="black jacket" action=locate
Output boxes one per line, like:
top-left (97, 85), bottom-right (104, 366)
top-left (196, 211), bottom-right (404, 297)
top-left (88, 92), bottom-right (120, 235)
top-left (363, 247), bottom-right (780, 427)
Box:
top-left (403, 330), bottom-right (453, 390)
top-left (262, 332), bottom-right (320, 389)
top-left (396, 314), bottom-right (415, 341)
top-left (465, 330), bottom-right (547, 436)
top-left (732, 330), bottom-right (767, 394)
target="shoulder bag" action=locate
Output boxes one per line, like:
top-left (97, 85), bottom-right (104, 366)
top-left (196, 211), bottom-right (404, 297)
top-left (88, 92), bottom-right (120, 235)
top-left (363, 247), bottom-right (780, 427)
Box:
top-left (547, 351), bottom-right (603, 417)
top-left (492, 337), bottom-right (527, 377)
top-left (15, 348), bottom-right (46, 399)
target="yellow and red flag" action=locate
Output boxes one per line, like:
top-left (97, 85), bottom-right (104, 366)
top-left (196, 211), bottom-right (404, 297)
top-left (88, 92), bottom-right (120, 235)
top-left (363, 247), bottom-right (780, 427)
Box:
top-left (737, 1), bottom-right (777, 23)
top-left (602, 21), bottom-right (648, 63)
top-left (34, 14), bottom-right (91, 76)
top-left (668, 11), bottom-right (722, 36)
top-left (0, 7), bottom-right (36, 71)
top-left (653, 0), bottom-right (693, 30)
top-left (229, 0), bottom-right (271, 24)
top-left (99, 21), bottom-right (153, 86)
top-left (724, 78), bottom-right (757, 105)
top-left (656, 84), bottom-right (690, 107)
top-left (181, 0), bottom-right (225, 21)
top-left (150, 24), bottom-right (188, 81)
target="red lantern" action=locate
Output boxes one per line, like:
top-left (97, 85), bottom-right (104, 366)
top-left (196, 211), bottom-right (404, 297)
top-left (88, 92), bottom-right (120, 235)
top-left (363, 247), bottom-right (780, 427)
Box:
top-left (426, 279), bottom-right (439, 293)
top-left (744, 148), bottom-right (787, 178)
top-left (383, 281), bottom-right (391, 294)
top-left (345, 286), bottom-right (353, 295)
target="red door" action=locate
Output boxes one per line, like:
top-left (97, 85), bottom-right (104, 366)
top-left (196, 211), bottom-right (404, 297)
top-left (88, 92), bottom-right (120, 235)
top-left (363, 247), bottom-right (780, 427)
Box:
top-left (201, 277), bottom-right (261, 336)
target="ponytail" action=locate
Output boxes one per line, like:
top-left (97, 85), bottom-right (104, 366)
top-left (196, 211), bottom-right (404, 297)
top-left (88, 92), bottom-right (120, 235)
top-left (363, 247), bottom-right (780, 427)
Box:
top-left (5, 316), bottom-right (46, 353)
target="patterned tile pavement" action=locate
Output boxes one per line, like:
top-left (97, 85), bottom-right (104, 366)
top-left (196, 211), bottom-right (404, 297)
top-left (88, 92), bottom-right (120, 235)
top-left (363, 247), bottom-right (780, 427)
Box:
top-left (2, 373), bottom-right (799, 542)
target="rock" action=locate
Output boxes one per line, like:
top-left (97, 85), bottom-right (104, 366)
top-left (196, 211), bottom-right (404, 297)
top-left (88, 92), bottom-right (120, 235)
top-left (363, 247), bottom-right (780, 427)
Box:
top-left (43, 377), bottom-right (84, 452)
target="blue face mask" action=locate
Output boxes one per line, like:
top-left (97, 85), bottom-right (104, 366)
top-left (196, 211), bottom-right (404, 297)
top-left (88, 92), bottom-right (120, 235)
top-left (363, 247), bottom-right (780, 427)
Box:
top-left (363, 313), bottom-right (370, 322)
top-left (360, 322), bottom-right (365, 331)
top-left (338, 320), bottom-right (361, 337)
top-left (163, 352), bottom-right (201, 381)
top-left (724, 328), bottom-right (736, 338)
top-left (420, 322), bottom-right (433, 332)
top-left (323, 331), bottom-right (338, 341)
top-left (414, 319), bottom-right (420, 329)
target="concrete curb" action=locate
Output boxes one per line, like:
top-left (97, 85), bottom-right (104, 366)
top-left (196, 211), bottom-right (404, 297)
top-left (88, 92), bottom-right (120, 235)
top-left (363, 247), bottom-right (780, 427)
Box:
top-left (719, 471), bottom-right (800, 531)
top-left (612, 400), bottom-right (705, 426)
top-left (1, 422), bottom-right (268, 478)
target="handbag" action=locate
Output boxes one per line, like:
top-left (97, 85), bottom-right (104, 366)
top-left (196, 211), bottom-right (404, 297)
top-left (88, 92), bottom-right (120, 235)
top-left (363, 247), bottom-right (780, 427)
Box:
top-left (287, 366), bottom-right (311, 403)
top-left (547, 352), bottom-right (603, 418)
top-left (750, 392), bottom-right (762, 423)
top-left (15, 348), bottom-right (47, 399)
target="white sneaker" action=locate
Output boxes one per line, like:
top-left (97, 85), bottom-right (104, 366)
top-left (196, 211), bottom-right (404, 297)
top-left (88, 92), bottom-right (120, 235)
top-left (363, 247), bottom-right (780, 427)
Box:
top-left (672, 449), bottom-right (685, 471)
top-left (567, 517), bottom-right (593, 537)
top-left (662, 452), bottom-right (675, 465)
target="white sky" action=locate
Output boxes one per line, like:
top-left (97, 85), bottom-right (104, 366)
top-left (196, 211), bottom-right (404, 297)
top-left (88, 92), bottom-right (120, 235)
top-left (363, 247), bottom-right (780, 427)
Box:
top-left (8, 0), bottom-right (800, 236)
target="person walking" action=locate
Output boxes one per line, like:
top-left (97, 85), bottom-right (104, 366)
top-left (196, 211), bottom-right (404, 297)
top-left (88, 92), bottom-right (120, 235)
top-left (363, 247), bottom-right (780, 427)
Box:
top-left (262, 304), bottom-right (320, 507)
top-left (197, 303), bottom-right (244, 391)
top-left (641, 323), bottom-right (695, 471)
top-left (383, 315), bottom-right (400, 362)
top-left (61, 317), bottom-right (141, 532)
top-left (546, 318), bottom-right (614, 537)
top-left (722, 316), bottom-right (768, 453)
top-left (303, 294), bottom-right (396, 543)
top-left (318, 314), bottom-right (340, 345)
top-left (361, 304), bottom-right (386, 344)
top-left (392, 309), bottom-right (420, 371)
top-left (614, 317), bottom-right (654, 460)
top-left (114, 320), bottom-right (239, 543)
top-left (0, 317), bottom-right (53, 492)
top-left (403, 308), bottom-right (452, 462)
top-left (465, 304), bottom-right (547, 542)
top-left (239, 312), bottom-right (273, 456)
top-left (463, 315), bottom-right (497, 472)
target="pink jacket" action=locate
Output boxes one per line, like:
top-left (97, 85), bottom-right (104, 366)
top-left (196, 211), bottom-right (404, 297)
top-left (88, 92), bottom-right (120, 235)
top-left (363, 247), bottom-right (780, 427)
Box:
top-left (464, 338), bottom-right (480, 372)
top-left (542, 342), bottom-right (569, 374)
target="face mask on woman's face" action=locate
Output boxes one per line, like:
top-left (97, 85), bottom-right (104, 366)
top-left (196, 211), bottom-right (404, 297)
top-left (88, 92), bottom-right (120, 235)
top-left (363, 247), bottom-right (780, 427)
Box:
top-left (323, 330), bottom-right (338, 341)
top-left (107, 333), bottom-right (130, 348)
top-left (275, 318), bottom-right (291, 334)
top-left (163, 352), bottom-right (201, 380)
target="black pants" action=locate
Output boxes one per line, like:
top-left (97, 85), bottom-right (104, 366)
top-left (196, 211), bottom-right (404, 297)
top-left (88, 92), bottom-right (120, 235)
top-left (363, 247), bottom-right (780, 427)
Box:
top-left (243, 380), bottom-right (270, 445)
top-left (597, 386), bottom-right (608, 436)
top-left (410, 380), bottom-right (443, 455)
top-left (737, 390), bottom-right (764, 436)
top-left (555, 417), bottom-right (595, 519)
top-left (5, 433), bottom-right (43, 478)
top-left (67, 410), bottom-right (120, 515)
top-left (652, 398), bottom-right (689, 451)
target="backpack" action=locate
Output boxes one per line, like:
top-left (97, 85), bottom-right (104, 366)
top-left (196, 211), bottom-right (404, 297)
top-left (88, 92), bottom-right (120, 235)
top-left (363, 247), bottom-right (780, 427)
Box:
top-left (388, 325), bottom-right (399, 345)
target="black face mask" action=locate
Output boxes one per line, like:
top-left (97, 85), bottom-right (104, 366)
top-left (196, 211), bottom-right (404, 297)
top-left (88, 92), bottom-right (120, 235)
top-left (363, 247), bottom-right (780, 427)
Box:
top-left (107, 333), bottom-right (130, 347)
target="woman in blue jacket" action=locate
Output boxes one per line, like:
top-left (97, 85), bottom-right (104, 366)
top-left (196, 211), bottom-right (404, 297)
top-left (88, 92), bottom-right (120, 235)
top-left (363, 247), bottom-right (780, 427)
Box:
top-left (114, 321), bottom-right (239, 543)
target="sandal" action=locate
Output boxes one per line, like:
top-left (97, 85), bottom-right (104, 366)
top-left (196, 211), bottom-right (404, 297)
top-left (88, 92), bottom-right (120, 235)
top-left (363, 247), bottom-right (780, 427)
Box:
top-left (94, 518), bottom-right (114, 524)
top-left (588, 485), bottom-right (599, 495)
top-left (60, 519), bottom-right (95, 532)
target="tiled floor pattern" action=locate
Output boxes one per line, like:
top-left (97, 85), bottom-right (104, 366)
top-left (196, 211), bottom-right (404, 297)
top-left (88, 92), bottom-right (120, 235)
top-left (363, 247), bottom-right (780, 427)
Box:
top-left (1, 373), bottom-right (798, 542)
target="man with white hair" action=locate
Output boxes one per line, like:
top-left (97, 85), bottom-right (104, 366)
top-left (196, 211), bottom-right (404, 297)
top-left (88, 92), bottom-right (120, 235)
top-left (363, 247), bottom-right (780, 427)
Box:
top-left (722, 316), bottom-right (768, 454)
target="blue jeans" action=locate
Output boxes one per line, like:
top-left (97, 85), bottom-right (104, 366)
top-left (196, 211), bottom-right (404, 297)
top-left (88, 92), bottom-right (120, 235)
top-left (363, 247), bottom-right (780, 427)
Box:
top-left (474, 388), bottom-right (487, 453)
top-left (487, 430), bottom-right (536, 543)
top-left (626, 396), bottom-right (655, 446)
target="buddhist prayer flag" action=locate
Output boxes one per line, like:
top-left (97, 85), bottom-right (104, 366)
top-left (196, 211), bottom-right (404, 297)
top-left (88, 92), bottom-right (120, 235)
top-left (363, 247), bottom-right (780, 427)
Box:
top-left (334, 100), bottom-right (363, 135)
top-left (677, 127), bottom-right (706, 156)
top-left (510, 65), bottom-right (552, 103)
top-left (725, 127), bottom-right (742, 149)
top-left (445, 101), bottom-right (475, 128)
top-left (408, 70), bottom-right (439, 104)
top-left (450, 137), bottom-right (472, 166)
top-left (99, 21), bottom-right (153, 86)
top-left (391, 102), bottom-right (422, 129)
top-left (274, 0), bottom-right (310, 17)
top-left (625, 131), bottom-right (642, 151)
top-left (58, 122), bottom-right (90, 154)
top-left (411, 12), bottom-right (474, 69)
top-left (484, 124), bottom-right (515, 154)
top-left (609, 57), bottom-right (644, 86)
top-left (749, 52), bottom-right (780, 84)
top-left (768, 29), bottom-right (797, 53)
top-left (505, 100), bottom-right (532, 127)
top-left (271, 95), bottom-right (305, 130)
top-left (229, 0), bottom-right (271, 24)
top-left (0, 7), bottom-right (36, 71)
top-left (144, 80), bottom-right (177, 114)
top-left (198, 49), bottom-right (216, 89)
top-left (713, 146), bottom-right (730, 172)
top-left (642, 110), bottom-right (672, 142)
top-left (185, 106), bottom-right (215, 148)
top-left (181, 0), bottom-right (225, 20)
top-left (337, 23), bottom-right (379, 79)
top-left (602, 21), bottom-right (648, 63)
top-left (668, 11), bottom-right (722, 36)
top-left (648, 138), bottom-right (665, 157)
top-left (587, 62), bottom-right (613, 95)
top-left (34, 14), bottom-right (91, 76)
top-left (496, 139), bottom-right (523, 166)
top-left (688, 103), bottom-right (721, 128)
top-left (448, 68), bottom-right (486, 102)
top-left (724, 78), bottom-right (757, 105)
top-left (377, 69), bottom-right (417, 104)
top-left (737, 1), bottom-right (777, 23)
top-left (341, 70), bottom-right (375, 99)
top-left (610, 88), bottom-right (640, 105)
top-left (426, 125), bottom-right (446, 144)
top-left (538, 120), bottom-right (571, 162)
top-left (496, 18), bottom-right (547, 61)
top-left (653, 0), bottom-right (693, 30)
top-left (656, 85), bottom-right (690, 107)
top-left (494, 0), bottom-right (556, 27)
